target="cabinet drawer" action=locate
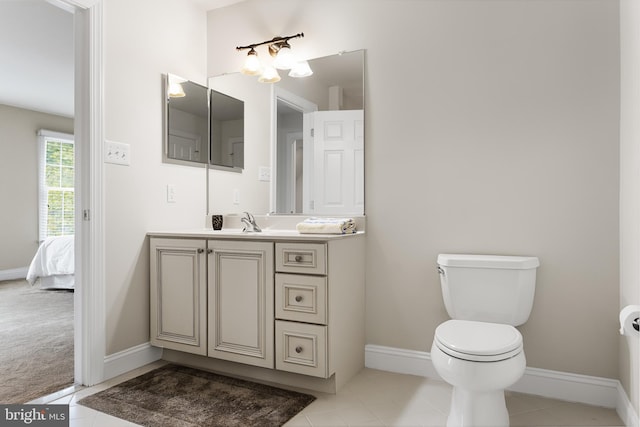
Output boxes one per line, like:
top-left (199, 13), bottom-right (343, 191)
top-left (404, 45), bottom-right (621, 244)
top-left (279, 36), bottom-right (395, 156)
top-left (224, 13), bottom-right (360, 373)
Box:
top-left (275, 242), bottom-right (326, 275)
top-left (275, 320), bottom-right (328, 378)
top-left (275, 273), bottom-right (327, 324)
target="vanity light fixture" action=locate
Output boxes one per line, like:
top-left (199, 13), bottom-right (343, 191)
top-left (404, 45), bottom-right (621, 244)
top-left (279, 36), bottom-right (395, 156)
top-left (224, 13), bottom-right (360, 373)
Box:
top-left (237, 33), bottom-right (312, 82)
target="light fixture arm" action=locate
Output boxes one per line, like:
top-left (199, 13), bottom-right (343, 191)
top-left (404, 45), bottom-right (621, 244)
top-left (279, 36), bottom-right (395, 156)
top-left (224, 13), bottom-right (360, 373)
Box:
top-left (236, 33), bottom-right (304, 54)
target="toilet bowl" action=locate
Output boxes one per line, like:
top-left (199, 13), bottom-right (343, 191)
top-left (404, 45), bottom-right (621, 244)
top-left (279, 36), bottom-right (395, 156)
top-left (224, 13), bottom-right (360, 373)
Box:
top-left (431, 319), bottom-right (526, 427)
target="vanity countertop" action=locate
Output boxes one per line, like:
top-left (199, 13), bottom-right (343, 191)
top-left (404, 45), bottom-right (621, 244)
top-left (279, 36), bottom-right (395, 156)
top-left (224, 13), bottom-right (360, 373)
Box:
top-left (147, 228), bottom-right (365, 241)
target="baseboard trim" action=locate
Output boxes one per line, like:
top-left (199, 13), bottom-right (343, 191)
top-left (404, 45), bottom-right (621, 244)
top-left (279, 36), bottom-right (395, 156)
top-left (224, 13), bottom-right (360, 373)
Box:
top-left (365, 344), bottom-right (629, 416)
top-left (103, 342), bottom-right (162, 381)
top-left (617, 382), bottom-right (640, 427)
top-left (0, 267), bottom-right (28, 281)
top-left (509, 365), bottom-right (619, 407)
top-left (365, 344), bottom-right (440, 379)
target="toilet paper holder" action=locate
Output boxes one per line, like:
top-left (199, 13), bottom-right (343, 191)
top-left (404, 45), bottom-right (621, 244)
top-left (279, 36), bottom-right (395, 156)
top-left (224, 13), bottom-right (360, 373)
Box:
top-left (619, 305), bottom-right (640, 335)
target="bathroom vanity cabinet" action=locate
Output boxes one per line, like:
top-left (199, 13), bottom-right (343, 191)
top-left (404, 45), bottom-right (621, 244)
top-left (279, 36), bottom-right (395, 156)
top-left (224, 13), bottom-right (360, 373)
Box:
top-left (148, 230), bottom-right (365, 393)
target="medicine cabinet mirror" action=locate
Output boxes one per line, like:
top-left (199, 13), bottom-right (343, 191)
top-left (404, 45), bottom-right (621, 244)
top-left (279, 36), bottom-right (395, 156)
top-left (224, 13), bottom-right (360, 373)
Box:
top-left (164, 74), bottom-right (245, 171)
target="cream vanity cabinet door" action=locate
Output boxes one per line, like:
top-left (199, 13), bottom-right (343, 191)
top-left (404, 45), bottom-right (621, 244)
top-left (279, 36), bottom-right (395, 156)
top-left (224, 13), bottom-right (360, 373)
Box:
top-left (150, 238), bottom-right (207, 356)
top-left (207, 240), bottom-right (274, 368)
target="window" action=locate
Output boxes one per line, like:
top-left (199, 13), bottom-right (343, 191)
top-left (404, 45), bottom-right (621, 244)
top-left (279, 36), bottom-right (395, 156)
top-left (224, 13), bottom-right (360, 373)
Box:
top-left (38, 130), bottom-right (75, 241)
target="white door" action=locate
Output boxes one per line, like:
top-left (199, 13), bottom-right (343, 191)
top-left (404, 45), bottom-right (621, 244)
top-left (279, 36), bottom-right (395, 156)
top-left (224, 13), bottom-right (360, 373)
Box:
top-left (308, 110), bottom-right (364, 215)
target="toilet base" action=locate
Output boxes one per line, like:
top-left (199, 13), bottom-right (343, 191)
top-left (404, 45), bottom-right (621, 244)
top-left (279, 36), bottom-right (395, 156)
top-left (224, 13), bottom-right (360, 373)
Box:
top-left (447, 387), bottom-right (509, 427)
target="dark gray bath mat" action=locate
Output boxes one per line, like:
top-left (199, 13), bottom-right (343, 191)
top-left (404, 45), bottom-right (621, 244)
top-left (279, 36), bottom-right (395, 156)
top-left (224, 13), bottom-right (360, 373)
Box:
top-left (78, 364), bottom-right (316, 426)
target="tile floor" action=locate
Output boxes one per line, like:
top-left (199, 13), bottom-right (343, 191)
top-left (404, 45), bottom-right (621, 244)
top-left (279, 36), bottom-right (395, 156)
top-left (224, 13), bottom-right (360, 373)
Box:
top-left (46, 361), bottom-right (624, 427)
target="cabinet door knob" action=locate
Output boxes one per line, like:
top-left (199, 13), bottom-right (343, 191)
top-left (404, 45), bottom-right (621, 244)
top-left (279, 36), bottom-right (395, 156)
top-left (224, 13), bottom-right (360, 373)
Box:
top-left (295, 346), bottom-right (303, 354)
top-left (207, 249), bottom-right (213, 254)
top-left (295, 295), bottom-right (303, 302)
top-left (295, 255), bottom-right (303, 262)
top-left (197, 248), bottom-right (204, 254)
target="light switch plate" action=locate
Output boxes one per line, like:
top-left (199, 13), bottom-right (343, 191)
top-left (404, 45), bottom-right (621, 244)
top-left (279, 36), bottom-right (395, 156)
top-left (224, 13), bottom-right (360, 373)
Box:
top-left (166, 184), bottom-right (176, 203)
top-left (258, 166), bottom-right (271, 182)
top-left (105, 140), bottom-right (131, 165)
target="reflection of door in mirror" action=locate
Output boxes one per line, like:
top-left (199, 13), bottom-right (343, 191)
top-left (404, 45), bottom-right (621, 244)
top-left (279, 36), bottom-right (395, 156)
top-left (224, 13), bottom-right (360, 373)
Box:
top-left (229, 137), bottom-right (244, 168)
top-left (166, 75), bottom-right (209, 165)
top-left (168, 129), bottom-right (202, 162)
top-left (311, 110), bottom-right (364, 215)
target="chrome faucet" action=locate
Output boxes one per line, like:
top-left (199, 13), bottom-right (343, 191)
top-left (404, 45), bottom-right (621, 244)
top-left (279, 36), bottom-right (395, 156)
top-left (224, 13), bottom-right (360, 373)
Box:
top-left (241, 212), bottom-right (261, 233)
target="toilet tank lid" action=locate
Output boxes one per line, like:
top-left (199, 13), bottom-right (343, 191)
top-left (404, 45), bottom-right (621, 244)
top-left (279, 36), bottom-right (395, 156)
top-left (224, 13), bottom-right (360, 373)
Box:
top-left (437, 254), bottom-right (540, 269)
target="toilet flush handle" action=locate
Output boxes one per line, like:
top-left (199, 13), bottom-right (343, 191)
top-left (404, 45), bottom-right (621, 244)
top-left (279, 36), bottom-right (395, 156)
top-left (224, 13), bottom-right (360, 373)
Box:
top-left (437, 266), bottom-right (445, 276)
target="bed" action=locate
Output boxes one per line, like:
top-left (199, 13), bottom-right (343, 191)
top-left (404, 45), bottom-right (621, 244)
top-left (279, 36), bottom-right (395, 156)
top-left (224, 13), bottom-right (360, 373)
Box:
top-left (26, 235), bottom-right (74, 289)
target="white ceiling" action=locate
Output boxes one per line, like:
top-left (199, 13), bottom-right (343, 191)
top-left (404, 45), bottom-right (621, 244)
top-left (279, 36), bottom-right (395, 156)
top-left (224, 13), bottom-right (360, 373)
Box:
top-left (0, 0), bottom-right (74, 117)
top-left (0, 0), bottom-right (246, 119)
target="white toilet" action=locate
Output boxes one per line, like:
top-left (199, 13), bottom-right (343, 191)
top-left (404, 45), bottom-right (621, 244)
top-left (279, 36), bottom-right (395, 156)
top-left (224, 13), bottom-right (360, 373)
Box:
top-left (431, 254), bottom-right (540, 427)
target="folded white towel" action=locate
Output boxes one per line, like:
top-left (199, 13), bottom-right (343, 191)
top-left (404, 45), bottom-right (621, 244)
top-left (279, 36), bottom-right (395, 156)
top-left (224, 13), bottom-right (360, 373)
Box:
top-left (296, 217), bottom-right (357, 234)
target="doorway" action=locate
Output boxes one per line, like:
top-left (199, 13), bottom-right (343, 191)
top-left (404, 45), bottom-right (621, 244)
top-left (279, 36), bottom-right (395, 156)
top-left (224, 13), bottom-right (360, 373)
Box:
top-left (1, 0), bottom-right (105, 395)
top-left (63, 0), bottom-right (106, 389)
top-left (41, 0), bottom-right (105, 391)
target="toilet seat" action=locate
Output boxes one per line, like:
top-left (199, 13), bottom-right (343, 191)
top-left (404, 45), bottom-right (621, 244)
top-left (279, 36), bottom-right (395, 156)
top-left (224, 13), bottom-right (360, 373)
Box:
top-left (435, 319), bottom-right (523, 362)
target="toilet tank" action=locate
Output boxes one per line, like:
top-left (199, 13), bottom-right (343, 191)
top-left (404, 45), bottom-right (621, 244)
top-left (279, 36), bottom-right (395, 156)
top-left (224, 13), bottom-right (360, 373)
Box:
top-left (437, 254), bottom-right (540, 326)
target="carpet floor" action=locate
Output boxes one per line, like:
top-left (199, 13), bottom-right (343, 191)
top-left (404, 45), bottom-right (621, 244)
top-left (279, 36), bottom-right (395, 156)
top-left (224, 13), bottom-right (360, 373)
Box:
top-left (78, 364), bottom-right (316, 427)
top-left (0, 279), bottom-right (74, 403)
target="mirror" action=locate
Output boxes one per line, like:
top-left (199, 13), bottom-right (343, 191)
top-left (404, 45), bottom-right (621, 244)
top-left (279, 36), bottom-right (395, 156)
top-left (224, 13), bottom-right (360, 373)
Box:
top-left (164, 74), bottom-right (209, 165)
top-left (210, 89), bottom-right (244, 170)
top-left (273, 50), bottom-right (364, 215)
top-left (208, 50), bottom-right (364, 215)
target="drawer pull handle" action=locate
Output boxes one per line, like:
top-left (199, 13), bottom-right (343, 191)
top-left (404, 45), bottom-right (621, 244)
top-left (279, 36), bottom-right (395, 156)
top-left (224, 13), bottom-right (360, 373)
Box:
top-left (295, 295), bottom-right (303, 302)
top-left (295, 346), bottom-right (303, 354)
top-left (294, 255), bottom-right (303, 262)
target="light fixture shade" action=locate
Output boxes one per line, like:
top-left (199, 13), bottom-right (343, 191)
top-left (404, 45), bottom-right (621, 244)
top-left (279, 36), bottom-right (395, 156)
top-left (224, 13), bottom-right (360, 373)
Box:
top-left (168, 82), bottom-right (186, 98)
top-left (258, 66), bottom-right (281, 83)
top-left (241, 49), bottom-right (262, 76)
top-left (272, 46), bottom-right (296, 70)
top-left (288, 61), bottom-right (313, 78)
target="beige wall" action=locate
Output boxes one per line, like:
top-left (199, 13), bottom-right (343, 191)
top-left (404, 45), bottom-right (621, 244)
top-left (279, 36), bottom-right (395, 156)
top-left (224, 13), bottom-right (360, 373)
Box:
top-left (207, 0), bottom-right (620, 379)
top-left (620, 0), bottom-right (640, 415)
top-left (103, 0), bottom-right (207, 354)
top-left (0, 104), bottom-right (73, 271)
